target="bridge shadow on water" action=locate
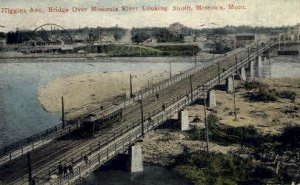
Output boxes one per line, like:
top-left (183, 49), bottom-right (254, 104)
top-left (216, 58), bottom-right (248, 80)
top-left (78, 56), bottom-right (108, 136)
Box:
top-left (156, 119), bottom-right (181, 130)
top-left (99, 154), bottom-right (130, 171)
top-left (213, 84), bottom-right (227, 91)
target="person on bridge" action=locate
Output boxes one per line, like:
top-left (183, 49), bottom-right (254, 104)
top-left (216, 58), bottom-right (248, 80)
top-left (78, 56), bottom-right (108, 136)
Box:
top-left (83, 155), bottom-right (88, 164)
top-left (63, 164), bottom-right (68, 176)
top-left (30, 177), bottom-right (36, 185)
top-left (68, 164), bottom-right (74, 176)
top-left (58, 162), bottom-right (63, 177)
top-left (162, 103), bottom-right (166, 111)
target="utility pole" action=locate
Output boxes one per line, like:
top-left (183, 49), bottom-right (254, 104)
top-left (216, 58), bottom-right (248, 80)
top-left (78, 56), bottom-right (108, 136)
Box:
top-left (234, 37), bottom-right (237, 50)
top-left (194, 49), bottom-right (197, 68)
top-left (139, 99), bottom-right (144, 137)
top-left (27, 152), bottom-right (32, 185)
top-left (139, 46), bottom-right (142, 57)
top-left (235, 56), bottom-right (238, 74)
top-left (189, 75), bottom-right (193, 101)
top-left (169, 61), bottom-right (172, 79)
top-left (203, 85), bottom-right (209, 154)
top-left (232, 75), bottom-right (237, 121)
top-left (130, 74), bottom-right (133, 98)
top-left (217, 61), bottom-right (221, 83)
top-left (278, 35), bottom-right (281, 50)
top-left (247, 48), bottom-right (250, 60)
top-left (61, 96), bottom-right (65, 129)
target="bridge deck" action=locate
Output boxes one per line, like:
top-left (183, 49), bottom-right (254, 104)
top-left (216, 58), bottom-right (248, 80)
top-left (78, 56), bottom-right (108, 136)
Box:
top-left (0, 42), bottom-right (272, 184)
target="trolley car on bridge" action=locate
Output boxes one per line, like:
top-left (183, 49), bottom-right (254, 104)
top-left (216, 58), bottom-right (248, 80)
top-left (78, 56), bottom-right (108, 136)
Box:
top-left (80, 108), bottom-right (123, 137)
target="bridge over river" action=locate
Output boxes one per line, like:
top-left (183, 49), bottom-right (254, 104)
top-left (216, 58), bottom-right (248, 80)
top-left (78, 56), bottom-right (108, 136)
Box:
top-left (0, 36), bottom-right (299, 184)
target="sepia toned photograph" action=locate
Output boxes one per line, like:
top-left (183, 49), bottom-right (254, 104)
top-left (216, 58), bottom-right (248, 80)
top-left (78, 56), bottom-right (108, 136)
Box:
top-left (0, 0), bottom-right (299, 184)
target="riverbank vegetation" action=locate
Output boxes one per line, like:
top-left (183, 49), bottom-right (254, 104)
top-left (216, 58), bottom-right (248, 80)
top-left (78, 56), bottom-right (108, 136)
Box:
top-left (175, 78), bottom-right (300, 184)
top-left (242, 81), bottom-right (297, 103)
top-left (141, 78), bottom-right (300, 185)
top-left (179, 115), bottom-right (300, 185)
top-left (80, 44), bottom-right (200, 57)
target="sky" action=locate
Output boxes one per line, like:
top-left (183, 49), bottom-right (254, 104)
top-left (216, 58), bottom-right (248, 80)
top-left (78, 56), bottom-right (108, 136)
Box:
top-left (0, 0), bottom-right (300, 32)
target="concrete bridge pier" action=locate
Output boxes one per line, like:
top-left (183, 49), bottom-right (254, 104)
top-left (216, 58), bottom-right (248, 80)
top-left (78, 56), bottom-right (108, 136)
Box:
top-left (248, 60), bottom-right (255, 80)
top-left (263, 49), bottom-right (271, 59)
top-left (131, 144), bottom-right (143, 173)
top-left (257, 56), bottom-right (263, 78)
top-left (258, 55), bottom-right (263, 63)
top-left (240, 67), bottom-right (246, 81)
top-left (180, 110), bottom-right (190, 131)
top-left (227, 76), bottom-right (234, 93)
top-left (263, 57), bottom-right (270, 66)
top-left (208, 90), bottom-right (216, 109)
top-left (263, 56), bottom-right (268, 61)
top-left (125, 90), bottom-right (131, 99)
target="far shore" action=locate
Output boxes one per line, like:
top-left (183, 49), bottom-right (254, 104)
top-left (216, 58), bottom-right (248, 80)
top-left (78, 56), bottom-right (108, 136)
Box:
top-left (0, 56), bottom-right (201, 63)
top-left (0, 52), bottom-right (216, 63)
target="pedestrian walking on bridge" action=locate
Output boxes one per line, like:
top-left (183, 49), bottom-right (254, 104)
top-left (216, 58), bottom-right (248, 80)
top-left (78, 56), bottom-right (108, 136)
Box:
top-left (63, 164), bottom-right (68, 177)
top-left (58, 162), bottom-right (63, 177)
top-left (162, 103), bottom-right (166, 111)
top-left (68, 164), bottom-right (74, 176)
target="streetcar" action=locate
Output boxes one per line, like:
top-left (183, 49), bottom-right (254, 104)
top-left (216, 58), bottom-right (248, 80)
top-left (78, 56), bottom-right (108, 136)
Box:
top-left (80, 108), bottom-right (123, 137)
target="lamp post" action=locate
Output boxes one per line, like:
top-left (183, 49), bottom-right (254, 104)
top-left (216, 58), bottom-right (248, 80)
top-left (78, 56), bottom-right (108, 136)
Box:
top-left (277, 35), bottom-right (281, 50)
top-left (202, 85), bottom-right (209, 154)
top-left (130, 74), bottom-right (133, 98)
top-left (232, 75), bottom-right (237, 121)
top-left (235, 56), bottom-right (238, 74)
top-left (189, 75), bottom-right (193, 102)
top-left (217, 61), bottom-right (221, 83)
top-left (61, 97), bottom-right (65, 129)
top-left (194, 49), bottom-right (197, 68)
top-left (27, 152), bottom-right (32, 185)
top-left (247, 48), bottom-right (250, 60)
top-left (169, 60), bottom-right (172, 79)
top-left (138, 99), bottom-right (144, 137)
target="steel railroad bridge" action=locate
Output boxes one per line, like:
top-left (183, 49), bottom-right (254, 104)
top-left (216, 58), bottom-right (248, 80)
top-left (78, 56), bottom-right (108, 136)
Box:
top-left (0, 37), bottom-right (299, 185)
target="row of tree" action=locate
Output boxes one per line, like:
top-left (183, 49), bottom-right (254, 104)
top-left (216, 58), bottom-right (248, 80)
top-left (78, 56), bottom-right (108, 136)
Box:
top-left (131, 27), bottom-right (187, 43)
top-left (3, 27), bottom-right (127, 44)
top-left (200, 25), bottom-right (291, 35)
top-left (2, 25), bottom-right (292, 44)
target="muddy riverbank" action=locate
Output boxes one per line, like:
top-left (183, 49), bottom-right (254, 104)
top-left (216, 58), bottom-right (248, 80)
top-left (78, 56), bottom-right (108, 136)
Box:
top-left (141, 78), bottom-right (300, 165)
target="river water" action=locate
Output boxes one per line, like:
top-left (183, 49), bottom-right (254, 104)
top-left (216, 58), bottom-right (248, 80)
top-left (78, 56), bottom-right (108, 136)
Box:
top-left (0, 55), bottom-right (299, 184)
top-left (0, 57), bottom-right (196, 148)
top-left (259, 55), bottom-right (300, 78)
top-left (78, 166), bottom-right (192, 185)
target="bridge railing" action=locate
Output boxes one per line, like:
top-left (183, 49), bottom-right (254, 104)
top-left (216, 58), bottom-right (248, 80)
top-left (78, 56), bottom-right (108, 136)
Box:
top-left (49, 68), bottom-right (226, 184)
top-left (14, 40), bottom-right (275, 184)
top-left (81, 40), bottom-right (260, 120)
top-left (87, 53), bottom-right (233, 118)
top-left (0, 121), bottom-right (83, 165)
top-left (0, 106), bottom-right (122, 165)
